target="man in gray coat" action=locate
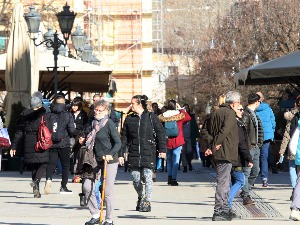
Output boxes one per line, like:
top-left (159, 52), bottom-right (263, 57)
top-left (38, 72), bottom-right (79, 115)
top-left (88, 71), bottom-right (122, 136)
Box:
top-left (205, 91), bottom-right (240, 221)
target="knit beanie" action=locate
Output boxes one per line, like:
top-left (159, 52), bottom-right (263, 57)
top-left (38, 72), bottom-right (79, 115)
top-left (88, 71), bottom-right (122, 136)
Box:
top-left (30, 96), bottom-right (43, 109)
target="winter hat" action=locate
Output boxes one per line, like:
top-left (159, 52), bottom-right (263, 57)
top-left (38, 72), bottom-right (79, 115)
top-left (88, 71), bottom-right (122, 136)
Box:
top-left (248, 93), bottom-right (260, 104)
top-left (30, 96), bottom-right (43, 109)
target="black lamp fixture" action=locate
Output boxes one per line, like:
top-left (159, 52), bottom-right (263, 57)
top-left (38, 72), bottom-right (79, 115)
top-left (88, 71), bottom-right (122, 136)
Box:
top-left (24, 3), bottom-right (76, 96)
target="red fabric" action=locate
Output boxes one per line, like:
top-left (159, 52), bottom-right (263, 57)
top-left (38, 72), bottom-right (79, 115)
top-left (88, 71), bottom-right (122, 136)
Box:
top-left (167, 110), bottom-right (191, 149)
top-left (35, 115), bottom-right (53, 151)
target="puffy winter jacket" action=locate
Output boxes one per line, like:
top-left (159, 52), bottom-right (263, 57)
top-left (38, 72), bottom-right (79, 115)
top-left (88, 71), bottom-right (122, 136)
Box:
top-left (121, 110), bottom-right (166, 169)
top-left (158, 109), bottom-right (191, 149)
top-left (256, 102), bottom-right (276, 141)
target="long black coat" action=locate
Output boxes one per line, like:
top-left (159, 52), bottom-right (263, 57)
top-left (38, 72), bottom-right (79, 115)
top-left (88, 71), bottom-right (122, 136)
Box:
top-left (11, 107), bottom-right (49, 164)
top-left (72, 110), bottom-right (88, 137)
top-left (121, 111), bottom-right (166, 169)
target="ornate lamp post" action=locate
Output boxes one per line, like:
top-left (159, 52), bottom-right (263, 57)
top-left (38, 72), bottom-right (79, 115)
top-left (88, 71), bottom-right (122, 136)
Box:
top-left (24, 3), bottom-right (76, 96)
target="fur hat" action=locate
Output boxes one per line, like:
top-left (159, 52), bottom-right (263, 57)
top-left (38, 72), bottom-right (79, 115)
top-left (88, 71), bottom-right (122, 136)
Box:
top-left (30, 96), bottom-right (42, 109)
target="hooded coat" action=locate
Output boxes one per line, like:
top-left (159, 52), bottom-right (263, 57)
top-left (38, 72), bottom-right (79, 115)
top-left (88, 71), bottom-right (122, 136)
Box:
top-left (11, 107), bottom-right (49, 164)
top-left (256, 102), bottom-right (276, 141)
top-left (158, 109), bottom-right (191, 149)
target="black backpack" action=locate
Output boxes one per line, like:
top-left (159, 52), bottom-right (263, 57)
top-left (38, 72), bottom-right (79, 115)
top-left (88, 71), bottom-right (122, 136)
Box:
top-left (50, 113), bottom-right (67, 143)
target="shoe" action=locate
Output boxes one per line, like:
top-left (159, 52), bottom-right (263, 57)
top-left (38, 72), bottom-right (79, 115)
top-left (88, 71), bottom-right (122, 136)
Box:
top-left (60, 186), bottom-right (73, 194)
top-left (212, 211), bottom-right (232, 221)
top-left (31, 180), bottom-right (41, 198)
top-left (183, 166), bottom-right (187, 173)
top-left (171, 179), bottom-right (178, 186)
top-left (139, 200), bottom-right (151, 212)
top-left (136, 197), bottom-right (143, 211)
top-left (290, 209), bottom-right (300, 220)
top-left (85, 217), bottom-right (100, 225)
top-left (243, 196), bottom-right (255, 205)
top-left (79, 193), bottom-right (87, 206)
top-left (188, 164), bottom-right (193, 171)
top-left (229, 210), bottom-right (241, 219)
top-left (44, 179), bottom-right (52, 194)
top-left (103, 221), bottom-right (114, 225)
top-left (167, 176), bottom-right (172, 185)
top-left (262, 180), bottom-right (268, 187)
top-left (152, 178), bottom-right (157, 182)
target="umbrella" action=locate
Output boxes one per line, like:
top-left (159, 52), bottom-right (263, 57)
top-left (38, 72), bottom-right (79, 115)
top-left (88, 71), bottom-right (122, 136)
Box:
top-left (234, 50), bottom-right (300, 86)
top-left (4, 2), bottom-right (32, 126)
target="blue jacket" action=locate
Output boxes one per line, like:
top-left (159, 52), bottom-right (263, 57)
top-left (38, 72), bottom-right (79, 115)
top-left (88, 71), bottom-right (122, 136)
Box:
top-left (256, 102), bottom-right (276, 141)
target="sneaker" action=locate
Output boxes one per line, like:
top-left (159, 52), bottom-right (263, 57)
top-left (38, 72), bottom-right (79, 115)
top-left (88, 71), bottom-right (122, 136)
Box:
top-left (212, 211), bottom-right (232, 221)
top-left (85, 217), bottom-right (100, 225)
top-left (103, 222), bottom-right (114, 225)
top-left (262, 180), bottom-right (268, 187)
top-left (290, 209), bottom-right (300, 221)
top-left (171, 179), bottom-right (178, 186)
top-left (243, 196), bottom-right (255, 205)
top-left (44, 179), bottom-right (52, 194)
top-left (139, 200), bottom-right (151, 212)
top-left (60, 186), bottom-right (73, 194)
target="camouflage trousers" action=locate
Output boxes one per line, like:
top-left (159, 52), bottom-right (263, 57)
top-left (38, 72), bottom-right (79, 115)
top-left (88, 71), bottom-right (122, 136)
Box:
top-left (131, 168), bottom-right (153, 201)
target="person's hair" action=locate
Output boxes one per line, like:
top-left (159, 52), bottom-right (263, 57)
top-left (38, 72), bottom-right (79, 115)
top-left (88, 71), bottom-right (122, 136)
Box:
top-left (132, 95), bottom-right (148, 110)
top-left (225, 91), bottom-right (241, 104)
top-left (183, 103), bottom-right (190, 109)
top-left (54, 94), bottom-right (65, 103)
top-left (168, 99), bottom-right (177, 110)
top-left (72, 99), bottom-right (83, 111)
top-left (74, 96), bottom-right (83, 102)
top-left (248, 93), bottom-right (260, 104)
top-left (93, 94), bottom-right (101, 99)
top-left (152, 102), bottom-right (158, 108)
top-left (32, 91), bottom-right (43, 100)
top-left (218, 94), bottom-right (226, 105)
top-left (296, 95), bottom-right (300, 107)
top-left (94, 99), bottom-right (110, 111)
top-left (161, 106), bottom-right (168, 113)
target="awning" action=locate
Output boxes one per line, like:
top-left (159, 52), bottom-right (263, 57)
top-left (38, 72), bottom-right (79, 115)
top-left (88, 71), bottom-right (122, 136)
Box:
top-left (234, 50), bottom-right (300, 85)
top-left (0, 51), bottom-right (112, 93)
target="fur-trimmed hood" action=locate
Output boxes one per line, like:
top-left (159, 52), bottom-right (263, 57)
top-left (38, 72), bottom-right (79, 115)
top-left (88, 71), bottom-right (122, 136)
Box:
top-left (284, 108), bottom-right (298, 121)
top-left (158, 110), bottom-right (185, 122)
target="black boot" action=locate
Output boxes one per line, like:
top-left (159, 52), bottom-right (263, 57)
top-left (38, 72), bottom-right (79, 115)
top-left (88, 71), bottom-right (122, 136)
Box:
top-left (188, 163), bottom-right (193, 171)
top-left (31, 180), bottom-right (41, 198)
top-left (167, 176), bottom-right (172, 185)
top-left (79, 193), bottom-right (87, 206)
top-left (171, 179), bottom-right (178, 186)
top-left (183, 166), bottom-right (187, 173)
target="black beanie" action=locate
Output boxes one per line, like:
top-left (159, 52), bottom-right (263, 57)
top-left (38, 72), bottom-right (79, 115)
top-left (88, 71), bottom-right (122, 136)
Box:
top-left (248, 93), bottom-right (260, 104)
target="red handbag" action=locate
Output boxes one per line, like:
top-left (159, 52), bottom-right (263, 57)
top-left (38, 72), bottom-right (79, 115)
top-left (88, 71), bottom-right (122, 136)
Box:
top-left (0, 136), bottom-right (10, 149)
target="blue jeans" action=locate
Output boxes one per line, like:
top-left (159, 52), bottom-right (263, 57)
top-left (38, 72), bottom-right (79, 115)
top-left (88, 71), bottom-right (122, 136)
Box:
top-left (228, 170), bottom-right (245, 209)
top-left (167, 146), bottom-right (182, 179)
top-left (260, 142), bottom-right (271, 181)
top-left (290, 160), bottom-right (297, 188)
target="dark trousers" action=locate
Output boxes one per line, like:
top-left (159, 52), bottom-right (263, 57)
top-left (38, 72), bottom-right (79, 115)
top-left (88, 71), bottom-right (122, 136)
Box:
top-left (214, 161), bottom-right (232, 213)
top-left (30, 163), bottom-right (47, 182)
top-left (181, 138), bottom-right (193, 167)
top-left (46, 148), bottom-right (71, 187)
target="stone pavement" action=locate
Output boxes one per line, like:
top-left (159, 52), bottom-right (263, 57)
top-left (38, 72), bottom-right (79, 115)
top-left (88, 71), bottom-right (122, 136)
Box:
top-left (0, 160), bottom-right (297, 225)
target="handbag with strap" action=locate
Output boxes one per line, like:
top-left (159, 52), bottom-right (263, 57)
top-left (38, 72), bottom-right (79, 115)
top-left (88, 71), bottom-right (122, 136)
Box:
top-left (0, 128), bottom-right (10, 149)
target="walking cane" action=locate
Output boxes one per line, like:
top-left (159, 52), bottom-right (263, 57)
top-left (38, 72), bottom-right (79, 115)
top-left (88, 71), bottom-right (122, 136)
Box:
top-left (99, 159), bottom-right (107, 225)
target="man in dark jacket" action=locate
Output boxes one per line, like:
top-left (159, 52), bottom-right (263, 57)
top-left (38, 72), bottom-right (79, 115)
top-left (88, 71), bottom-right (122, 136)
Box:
top-left (121, 95), bottom-right (166, 212)
top-left (205, 91), bottom-right (240, 221)
top-left (240, 93), bottom-right (264, 205)
top-left (44, 95), bottom-right (75, 194)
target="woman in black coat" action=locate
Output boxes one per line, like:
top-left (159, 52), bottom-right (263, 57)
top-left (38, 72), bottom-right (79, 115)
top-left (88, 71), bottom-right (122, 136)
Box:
top-left (10, 97), bottom-right (50, 198)
top-left (70, 98), bottom-right (88, 138)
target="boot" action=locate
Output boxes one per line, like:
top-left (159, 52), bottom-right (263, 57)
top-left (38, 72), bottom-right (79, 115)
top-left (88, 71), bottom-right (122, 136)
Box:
top-left (79, 193), bottom-right (87, 206)
top-left (171, 179), bottom-right (179, 186)
top-left (31, 180), bottom-right (41, 198)
top-left (167, 176), bottom-right (172, 185)
top-left (136, 196), bottom-right (143, 211)
top-left (183, 166), bottom-right (187, 173)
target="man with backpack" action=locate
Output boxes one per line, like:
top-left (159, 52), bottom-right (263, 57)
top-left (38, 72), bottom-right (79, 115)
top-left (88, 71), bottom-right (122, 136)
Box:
top-left (44, 95), bottom-right (75, 194)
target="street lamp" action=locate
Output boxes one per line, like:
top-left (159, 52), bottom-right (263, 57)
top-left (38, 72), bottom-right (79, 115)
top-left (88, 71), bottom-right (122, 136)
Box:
top-left (71, 25), bottom-right (86, 58)
top-left (24, 3), bottom-right (76, 96)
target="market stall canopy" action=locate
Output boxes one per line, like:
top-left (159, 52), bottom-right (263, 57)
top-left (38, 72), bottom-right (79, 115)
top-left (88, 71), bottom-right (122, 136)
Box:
top-left (234, 50), bottom-right (300, 85)
top-left (0, 51), bottom-right (112, 93)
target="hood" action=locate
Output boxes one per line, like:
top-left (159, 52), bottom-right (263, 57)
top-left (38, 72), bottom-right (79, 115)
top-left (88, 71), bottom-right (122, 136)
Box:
top-left (256, 102), bottom-right (269, 112)
top-left (284, 109), bottom-right (298, 121)
top-left (159, 110), bottom-right (185, 122)
top-left (51, 103), bottom-right (67, 113)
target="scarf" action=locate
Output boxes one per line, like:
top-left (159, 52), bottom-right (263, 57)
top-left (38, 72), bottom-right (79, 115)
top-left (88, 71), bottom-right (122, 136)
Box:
top-left (86, 115), bottom-right (109, 151)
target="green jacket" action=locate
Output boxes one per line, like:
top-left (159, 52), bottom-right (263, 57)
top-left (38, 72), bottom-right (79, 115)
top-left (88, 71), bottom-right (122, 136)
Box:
top-left (209, 103), bottom-right (239, 164)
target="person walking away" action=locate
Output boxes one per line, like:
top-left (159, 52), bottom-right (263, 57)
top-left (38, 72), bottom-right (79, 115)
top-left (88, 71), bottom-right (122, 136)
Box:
top-left (10, 97), bottom-right (50, 198)
top-left (204, 91), bottom-right (240, 221)
top-left (121, 95), bottom-right (166, 212)
top-left (81, 99), bottom-right (122, 225)
top-left (279, 96), bottom-right (300, 200)
top-left (182, 103), bottom-right (199, 172)
top-left (256, 91), bottom-right (276, 187)
top-left (44, 95), bottom-right (75, 194)
top-left (158, 100), bottom-right (191, 185)
top-left (240, 93), bottom-right (264, 205)
top-left (228, 105), bottom-right (253, 216)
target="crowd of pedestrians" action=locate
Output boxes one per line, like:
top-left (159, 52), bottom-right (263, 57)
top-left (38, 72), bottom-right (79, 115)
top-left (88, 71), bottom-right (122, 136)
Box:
top-left (6, 89), bottom-right (300, 223)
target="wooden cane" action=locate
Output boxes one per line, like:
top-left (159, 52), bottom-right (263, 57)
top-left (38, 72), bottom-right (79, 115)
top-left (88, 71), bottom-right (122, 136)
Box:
top-left (99, 160), bottom-right (107, 224)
